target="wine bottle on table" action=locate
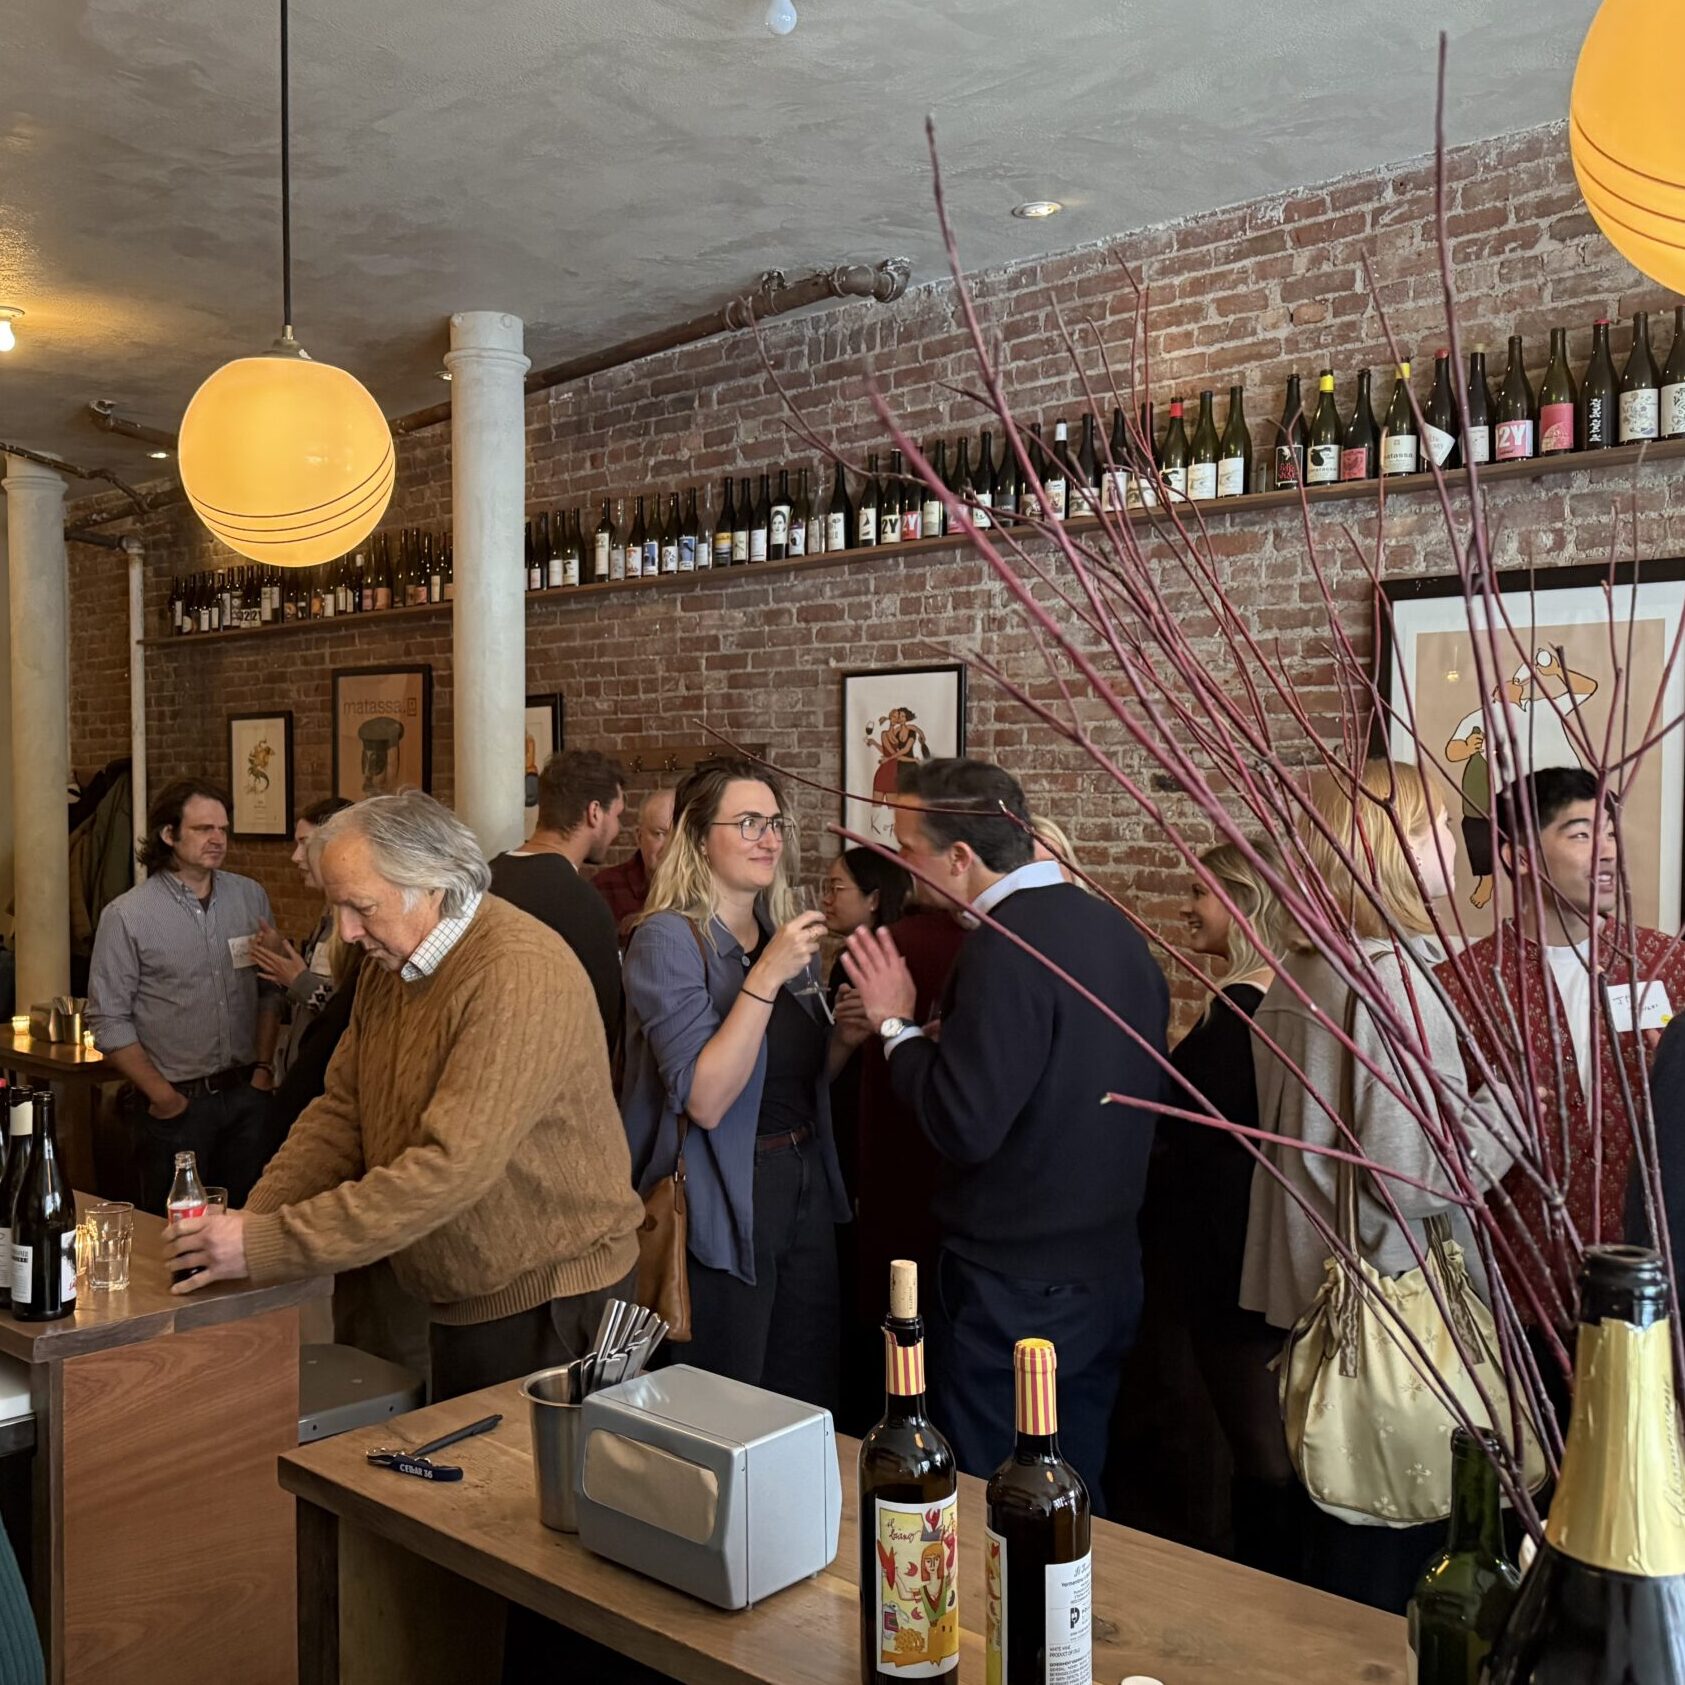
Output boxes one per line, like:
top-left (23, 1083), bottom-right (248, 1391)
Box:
top-left (1188, 390), bottom-right (1220, 501)
top-left (714, 477), bottom-right (736, 569)
top-left (1160, 397), bottom-right (1190, 501)
top-left (1461, 350), bottom-right (1494, 465)
top-left (1620, 310), bottom-right (1661, 443)
top-left (1582, 318), bottom-right (1618, 450)
top-left (985, 1338), bottom-right (1092, 1685)
top-left (1217, 385), bottom-right (1251, 496)
top-left (1538, 326), bottom-right (1579, 456)
top-left (0, 1087), bottom-right (32, 1310)
top-left (1486, 1245), bottom-right (1685, 1683)
top-left (1381, 361), bottom-right (1420, 476)
top-left (1423, 351), bottom-right (1461, 469)
top-left (1495, 335), bottom-right (1535, 461)
top-left (1664, 306), bottom-right (1685, 440)
top-left (11, 1092), bottom-right (74, 1323)
top-left (1341, 370), bottom-right (1378, 481)
top-left (857, 454), bottom-right (881, 547)
top-left (829, 459), bottom-right (854, 552)
top-left (1306, 370), bottom-right (1341, 485)
top-left (1407, 1428), bottom-right (1521, 1685)
top-left (1273, 374), bottom-right (1305, 489)
top-left (859, 1260), bottom-right (958, 1684)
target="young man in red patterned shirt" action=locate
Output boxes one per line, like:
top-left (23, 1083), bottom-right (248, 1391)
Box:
top-left (1438, 767), bottom-right (1685, 1343)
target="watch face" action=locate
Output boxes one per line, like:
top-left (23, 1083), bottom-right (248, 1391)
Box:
top-left (880, 1017), bottom-right (907, 1040)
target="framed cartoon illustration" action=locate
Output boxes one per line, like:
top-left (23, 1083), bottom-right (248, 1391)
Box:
top-left (842, 664), bottom-right (967, 842)
top-left (331, 666), bottom-right (433, 803)
top-left (1379, 560), bottom-right (1685, 934)
top-left (524, 692), bottom-right (565, 837)
top-left (227, 712), bottom-right (294, 839)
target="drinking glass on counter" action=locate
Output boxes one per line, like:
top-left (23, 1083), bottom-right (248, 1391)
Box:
top-left (87, 1202), bottom-right (134, 1292)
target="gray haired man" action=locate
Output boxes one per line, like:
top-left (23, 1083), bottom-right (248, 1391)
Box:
top-left (163, 791), bottom-right (644, 1402)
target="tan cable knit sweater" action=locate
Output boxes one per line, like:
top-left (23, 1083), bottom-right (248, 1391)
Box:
top-left (244, 895), bottom-right (642, 1324)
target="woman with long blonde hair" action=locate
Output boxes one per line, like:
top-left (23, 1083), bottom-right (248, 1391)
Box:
top-left (1240, 758), bottom-right (1516, 1611)
top-left (621, 758), bottom-right (850, 1409)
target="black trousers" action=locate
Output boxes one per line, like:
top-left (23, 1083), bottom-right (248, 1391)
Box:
top-left (429, 1266), bottom-right (638, 1403)
top-left (123, 1082), bottom-right (277, 1215)
top-left (928, 1244), bottom-right (1140, 1516)
top-left (681, 1131), bottom-right (841, 1415)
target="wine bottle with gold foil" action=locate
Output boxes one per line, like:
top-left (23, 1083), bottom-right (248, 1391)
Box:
top-left (860, 1261), bottom-right (958, 1683)
top-left (985, 1339), bottom-right (1092, 1685)
top-left (1486, 1246), bottom-right (1685, 1683)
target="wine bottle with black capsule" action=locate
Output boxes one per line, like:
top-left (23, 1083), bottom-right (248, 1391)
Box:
top-left (1306, 370), bottom-right (1341, 485)
top-left (1341, 370), bottom-right (1378, 481)
top-left (732, 477), bottom-right (753, 564)
top-left (0, 1086), bottom-right (33, 1310)
top-left (1538, 326), bottom-right (1579, 456)
top-left (985, 1339), bottom-right (1092, 1685)
top-left (974, 430), bottom-right (998, 527)
top-left (1486, 1246), bottom-right (1685, 1684)
top-left (1217, 385), bottom-right (1251, 496)
top-left (1495, 335), bottom-right (1535, 461)
top-left (788, 468), bottom-right (810, 557)
top-left (1044, 420), bottom-right (1070, 521)
top-left (951, 438), bottom-right (976, 530)
top-left (1423, 351), bottom-right (1461, 470)
top-left (1582, 317), bottom-right (1619, 450)
top-left (1465, 347), bottom-right (1495, 465)
top-left (880, 450), bottom-right (904, 544)
top-left (1663, 306), bottom-right (1685, 440)
top-left (1072, 413), bottom-right (1100, 516)
top-left (749, 473), bottom-right (772, 563)
top-left (594, 499), bottom-right (616, 583)
top-left (1620, 310), bottom-right (1661, 443)
top-left (1188, 391), bottom-right (1220, 501)
top-left (1021, 425), bottom-right (1047, 520)
top-left (1101, 407), bottom-right (1129, 512)
top-left (1273, 374), bottom-right (1305, 489)
top-left (1160, 397), bottom-right (1190, 501)
top-left (856, 454), bottom-right (881, 548)
top-left (661, 493), bottom-right (682, 574)
top-left (770, 469), bottom-right (793, 560)
top-left (829, 459), bottom-right (854, 552)
top-left (11, 1091), bottom-right (74, 1323)
top-left (921, 442), bottom-right (946, 540)
top-left (626, 495), bottom-right (647, 580)
top-left (526, 517), bottom-right (544, 592)
top-left (859, 1261), bottom-right (959, 1683)
top-left (1133, 401), bottom-right (1160, 508)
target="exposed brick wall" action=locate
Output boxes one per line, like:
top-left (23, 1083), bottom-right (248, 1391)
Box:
top-left (60, 118), bottom-right (1685, 952)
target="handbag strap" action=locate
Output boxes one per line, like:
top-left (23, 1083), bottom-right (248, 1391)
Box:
top-left (1333, 985), bottom-right (1364, 1376)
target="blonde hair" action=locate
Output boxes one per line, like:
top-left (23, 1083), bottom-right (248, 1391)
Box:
top-left (1198, 838), bottom-right (1291, 979)
top-left (1295, 759), bottom-right (1444, 948)
top-left (637, 759), bottom-right (799, 941)
top-left (1029, 815), bottom-right (1100, 896)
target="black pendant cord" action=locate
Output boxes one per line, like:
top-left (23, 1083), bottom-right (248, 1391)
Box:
top-left (280, 0), bottom-right (293, 336)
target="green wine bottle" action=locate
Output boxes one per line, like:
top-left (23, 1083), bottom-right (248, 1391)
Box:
top-left (1160, 397), bottom-right (1190, 501)
top-left (1406, 1428), bottom-right (1521, 1684)
top-left (1188, 390), bottom-right (1220, 502)
top-left (1538, 326), bottom-right (1579, 456)
top-left (1217, 385), bottom-right (1251, 496)
top-left (1306, 370), bottom-right (1341, 484)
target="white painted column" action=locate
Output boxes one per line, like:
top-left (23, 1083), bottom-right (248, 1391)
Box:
top-left (125, 539), bottom-right (148, 882)
top-left (0, 518), bottom-right (13, 950)
top-left (446, 311), bottom-right (529, 856)
top-left (4, 455), bottom-right (72, 1005)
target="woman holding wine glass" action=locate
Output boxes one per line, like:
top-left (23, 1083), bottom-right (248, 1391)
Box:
top-left (620, 758), bottom-right (851, 1411)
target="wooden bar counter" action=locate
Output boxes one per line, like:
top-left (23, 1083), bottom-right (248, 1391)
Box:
top-left (5, 1195), bottom-right (328, 1684)
top-left (280, 1381), bottom-right (1405, 1685)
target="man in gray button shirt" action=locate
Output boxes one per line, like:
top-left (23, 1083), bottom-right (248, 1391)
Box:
top-left (88, 778), bottom-right (282, 1212)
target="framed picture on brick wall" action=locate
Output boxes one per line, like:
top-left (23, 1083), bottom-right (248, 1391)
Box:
top-left (524, 692), bottom-right (565, 838)
top-left (331, 666), bottom-right (433, 803)
top-left (1379, 559), bottom-right (1685, 935)
top-left (842, 664), bottom-right (967, 844)
top-left (227, 712), bottom-right (295, 839)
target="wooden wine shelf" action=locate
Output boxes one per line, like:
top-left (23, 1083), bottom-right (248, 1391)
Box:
top-left (139, 436), bottom-right (1685, 650)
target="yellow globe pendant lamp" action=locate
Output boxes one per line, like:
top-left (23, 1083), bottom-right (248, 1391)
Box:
top-left (1571, 0), bottom-right (1685, 294)
top-left (177, 0), bottom-right (393, 567)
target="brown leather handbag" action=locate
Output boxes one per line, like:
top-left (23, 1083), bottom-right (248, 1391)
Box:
top-left (634, 918), bottom-right (710, 1342)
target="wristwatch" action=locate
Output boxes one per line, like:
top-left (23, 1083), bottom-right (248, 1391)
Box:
top-left (878, 1016), bottom-right (910, 1043)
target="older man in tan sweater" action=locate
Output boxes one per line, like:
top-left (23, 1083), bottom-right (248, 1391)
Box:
top-left (164, 791), bottom-right (644, 1400)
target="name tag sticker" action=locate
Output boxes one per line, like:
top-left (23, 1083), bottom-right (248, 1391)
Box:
top-left (1605, 981), bottom-right (1674, 1034)
top-left (227, 934), bottom-right (256, 969)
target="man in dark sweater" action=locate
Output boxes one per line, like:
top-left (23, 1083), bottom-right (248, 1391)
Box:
top-left (843, 759), bottom-right (1167, 1503)
top-left (489, 749), bottom-right (625, 1049)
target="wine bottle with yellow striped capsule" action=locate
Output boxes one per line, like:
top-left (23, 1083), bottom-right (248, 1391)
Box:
top-left (859, 1259), bottom-right (959, 1683)
top-left (985, 1339), bottom-right (1091, 1685)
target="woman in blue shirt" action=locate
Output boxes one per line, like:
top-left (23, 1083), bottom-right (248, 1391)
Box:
top-left (621, 758), bottom-right (850, 1411)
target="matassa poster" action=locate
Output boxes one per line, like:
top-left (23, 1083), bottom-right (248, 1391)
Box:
top-left (331, 666), bottom-right (433, 802)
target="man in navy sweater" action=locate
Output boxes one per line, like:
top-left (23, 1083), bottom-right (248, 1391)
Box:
top-left (843, 759), bottom-right (1167, 1503)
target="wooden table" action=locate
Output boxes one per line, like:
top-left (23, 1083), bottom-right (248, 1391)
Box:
top-left (280, 1382), bottom-right (1405, 1685)
top-left (2, 1032), bottom-right (111, 1193)
top-left (9, 1194), bottom-right (329, 1685)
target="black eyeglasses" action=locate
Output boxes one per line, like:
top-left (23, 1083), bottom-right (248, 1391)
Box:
top-left (709, 814), bottom-right (793, 842)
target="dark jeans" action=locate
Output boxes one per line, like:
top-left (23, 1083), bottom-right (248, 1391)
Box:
top-left (682, 1133), bottom-right (841, 1414)
top-left (1306, 1507), bottom-right (1442, 1614)
top-left (928, 1245), bottom-right (1140, 1515)
top-left (123, 1082), bottom-right (278, 1215)
top-left (429, 1267), bottom-right (638, 1403)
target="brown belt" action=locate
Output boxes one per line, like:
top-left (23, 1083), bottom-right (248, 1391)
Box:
top-left (755, 1123), bottom-right (813, 1157)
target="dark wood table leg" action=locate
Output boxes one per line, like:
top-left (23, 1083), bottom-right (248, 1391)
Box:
top-left (296, 1499), bottom-right (339, 1685)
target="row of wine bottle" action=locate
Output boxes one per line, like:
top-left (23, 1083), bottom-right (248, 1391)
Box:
top-left (859, 1260), bottom-right (1088, 1683)
top-left (0, 1081), bottom-right (76, 1323)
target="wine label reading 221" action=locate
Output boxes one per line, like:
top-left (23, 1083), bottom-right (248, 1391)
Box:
top-left (872, 1495), bottom-right (958, 1676)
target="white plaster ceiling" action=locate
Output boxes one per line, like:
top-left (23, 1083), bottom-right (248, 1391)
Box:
top-left (1, 0), bottom-right (1585, 478)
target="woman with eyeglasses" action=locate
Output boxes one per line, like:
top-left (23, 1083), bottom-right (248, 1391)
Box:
top-left (620, 758), bottom-right (851, 1410)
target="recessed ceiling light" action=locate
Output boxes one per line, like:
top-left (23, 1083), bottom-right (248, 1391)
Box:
top-left (147, 450), bottom-right (170, 460)
top-left (1011, 201), bottom-right (1063, 220)
top-left (436, 369), bottom-right (452, 382)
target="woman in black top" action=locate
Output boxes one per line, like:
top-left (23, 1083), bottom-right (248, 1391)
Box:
top-left (1141, 839), bottom-right (1308, 1578)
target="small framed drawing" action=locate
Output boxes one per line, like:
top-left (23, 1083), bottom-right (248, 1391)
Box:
top-left (842, 663), bottom-right (967, 843)
top-left (1379, 558), bottom-right (1685, 935)
top-left (227, 712), bottom-right (295, 839)
top-left (331, 665), bottom-right (433, 803)
top-left (524, 692), bottom-right (566, 837)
